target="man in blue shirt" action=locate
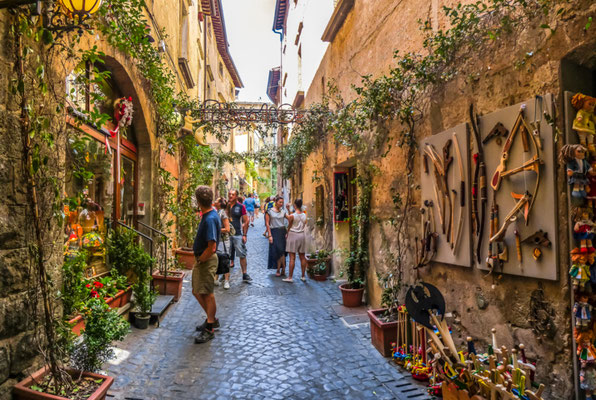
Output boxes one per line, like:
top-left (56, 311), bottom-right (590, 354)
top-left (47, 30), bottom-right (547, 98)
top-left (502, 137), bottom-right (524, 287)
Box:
top-left (243, 193), bottom-right (256, 227)
top-left (192, 185), bottom-right (221, 344)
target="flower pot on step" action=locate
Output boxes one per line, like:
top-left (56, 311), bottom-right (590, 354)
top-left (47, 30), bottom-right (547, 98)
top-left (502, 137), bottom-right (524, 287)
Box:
top-left (13, 365), bottom-right (114, 400)
top-left (120, 286), bottom-right (132, 306)
top-left (368, 308), bottom-right (398, 357)
top-left (134, 314), bottom-right (151, 329)
top-left (175, 248), bottom-right (195, 270)
top-left (313, 274), bottom-right (327, 282)
top-left (152, 271), bottom-right (184, 301)
top-left (68, 314), bottom-right (84, 336)
top-left (339, 283), bottom-right (364, 307)
top-left (112, 290), bottom-right (125, 308)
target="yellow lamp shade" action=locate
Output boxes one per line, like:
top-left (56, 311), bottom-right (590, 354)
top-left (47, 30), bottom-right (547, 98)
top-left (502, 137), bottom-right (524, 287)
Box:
top-left (58, 0), bottom-right (103, 17)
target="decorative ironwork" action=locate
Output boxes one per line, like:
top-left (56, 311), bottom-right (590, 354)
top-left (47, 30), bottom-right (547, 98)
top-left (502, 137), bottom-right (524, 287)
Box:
top-left (191, 100), bottom-right (305, 129)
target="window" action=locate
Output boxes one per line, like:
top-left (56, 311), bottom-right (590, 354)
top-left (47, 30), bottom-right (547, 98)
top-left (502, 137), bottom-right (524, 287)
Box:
top-left (219, 61), bottom-right (223, 77)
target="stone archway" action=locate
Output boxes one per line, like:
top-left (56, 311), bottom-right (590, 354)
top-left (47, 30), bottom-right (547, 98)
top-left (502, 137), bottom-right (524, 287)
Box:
top-left (101, 54), bottom-right (157, 228)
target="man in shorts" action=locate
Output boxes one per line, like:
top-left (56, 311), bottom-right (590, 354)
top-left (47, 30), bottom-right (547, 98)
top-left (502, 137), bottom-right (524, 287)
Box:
top-left (243, 193), bottom-right (256, 226)
top-left (192, 185), bottom-right (221, 344)
top-left (228, 189), bottom-right (251, 282)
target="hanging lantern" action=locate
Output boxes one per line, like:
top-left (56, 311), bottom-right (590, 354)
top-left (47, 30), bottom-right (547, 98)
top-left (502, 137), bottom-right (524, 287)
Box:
top-left (58, 0), bottom-right (102, 21)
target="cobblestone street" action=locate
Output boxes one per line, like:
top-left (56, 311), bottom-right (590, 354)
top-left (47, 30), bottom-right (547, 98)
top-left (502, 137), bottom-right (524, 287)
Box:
top-left (105, 216), bottom-right (428, 400)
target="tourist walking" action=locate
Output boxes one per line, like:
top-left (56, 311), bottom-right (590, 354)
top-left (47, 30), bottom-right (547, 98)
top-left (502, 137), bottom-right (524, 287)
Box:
top-left (284, 199), bottom-right (309, 282)
top-left (265, 196), bottom-right (289, 276)
top-left (227, 189), bottom-right (252, 282)
top-left (244, 193), bottom-right (256, 227)
top-left (214, 197), bottom-right (232, 289)
top-left (192, 186), bottom-right (221, 344)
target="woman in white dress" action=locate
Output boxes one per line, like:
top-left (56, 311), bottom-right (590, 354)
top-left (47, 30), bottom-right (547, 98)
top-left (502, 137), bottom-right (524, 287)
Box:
top-left (283, 199), bottom-right (309, 282)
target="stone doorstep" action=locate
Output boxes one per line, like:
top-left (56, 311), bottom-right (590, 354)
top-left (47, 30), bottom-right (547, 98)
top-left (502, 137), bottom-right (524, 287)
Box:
top-left (331, 303), bottom-right (368, 317)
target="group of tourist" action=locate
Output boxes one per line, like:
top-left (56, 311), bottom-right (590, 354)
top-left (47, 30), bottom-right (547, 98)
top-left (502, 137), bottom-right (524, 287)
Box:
top-left (190, 186), bottom-right (310, 344)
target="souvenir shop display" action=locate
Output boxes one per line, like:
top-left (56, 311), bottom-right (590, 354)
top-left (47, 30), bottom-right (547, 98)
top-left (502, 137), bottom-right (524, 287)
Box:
top-left (419, 122), bottom-right (472, 267)
top-left (564, 92), bottom-right (596, 398)
top-left (396, 282), bottom-right (546, 400)
top-left (474, 96), bottom-right (558, 280)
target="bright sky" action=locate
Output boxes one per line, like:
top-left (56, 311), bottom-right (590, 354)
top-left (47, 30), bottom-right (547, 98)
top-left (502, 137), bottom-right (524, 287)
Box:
top-left (222, 0), bottom-right (280, 103)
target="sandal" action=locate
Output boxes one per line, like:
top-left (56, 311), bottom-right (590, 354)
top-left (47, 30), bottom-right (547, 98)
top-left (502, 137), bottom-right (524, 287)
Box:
top-left (275, 271), bottom-right (281, 277)
top-left (300, 276), bottom-right (306, 282)
top-left (282, 278), bottom-right (293, 283)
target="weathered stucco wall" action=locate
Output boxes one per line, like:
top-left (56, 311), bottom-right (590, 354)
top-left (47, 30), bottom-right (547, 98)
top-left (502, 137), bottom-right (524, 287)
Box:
top-left (299, 0), bottom-right (596, 397)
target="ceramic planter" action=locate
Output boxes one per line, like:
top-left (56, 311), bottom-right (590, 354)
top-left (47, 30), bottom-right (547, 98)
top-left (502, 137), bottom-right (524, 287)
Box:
top-left (152, 271), bottom-right (184, 301)
top-left (134, 314), bottom-right (151, 329)
top-left (68, 315), bottom-right (84, 336)
top-left (175, 248), bottom-right (195, 270)
top-left (368, 308), bottom-right (398, 357)
top-left (339, 283), bottom-right (364, 307)
top-left (13, 365), bottom-right (113, 400)
top-left (313, 274), bottom-right (327, 282)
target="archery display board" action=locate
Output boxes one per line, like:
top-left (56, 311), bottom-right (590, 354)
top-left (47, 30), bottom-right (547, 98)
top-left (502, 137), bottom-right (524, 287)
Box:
top-left (420, 123), bottom-right (472, 267)
top-left (475, 95), bottom-right (558, 280)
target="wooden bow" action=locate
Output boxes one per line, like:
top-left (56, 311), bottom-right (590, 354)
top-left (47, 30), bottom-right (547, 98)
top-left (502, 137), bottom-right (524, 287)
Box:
top-left (489, 107), bottom-right (543, 242)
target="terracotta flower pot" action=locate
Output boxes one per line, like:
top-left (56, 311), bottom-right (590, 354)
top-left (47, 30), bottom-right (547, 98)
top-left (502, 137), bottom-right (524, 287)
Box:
top-left (105, 296), bottom-right (116, 309)
top-left (313, 274), bottom-right (327, 282)
top-left (368, 308), bottom-right (398, 357)
top-left (339, 283), bottom-right (364, 307)
top-left (175, 248), bottom-right (195, 270)
top-left (13, 365), bottom-right (113, 400)
top-left (120, 286), bottom-right (133, 306)
top-left (112, 290), bottom-right (125, 308)
top-left (152, 271), bottom-right (184, 301)
top-left (68, 315), bottom-right (85, 336)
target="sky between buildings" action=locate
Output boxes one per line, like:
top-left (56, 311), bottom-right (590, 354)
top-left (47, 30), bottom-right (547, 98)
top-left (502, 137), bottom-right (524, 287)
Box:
top-left (222, 0), bottom-right (280, 102)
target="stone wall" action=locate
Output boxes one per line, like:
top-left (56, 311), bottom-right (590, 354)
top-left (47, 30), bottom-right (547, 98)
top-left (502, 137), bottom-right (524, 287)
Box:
top-left (298, 0), bottom-right (596, 397)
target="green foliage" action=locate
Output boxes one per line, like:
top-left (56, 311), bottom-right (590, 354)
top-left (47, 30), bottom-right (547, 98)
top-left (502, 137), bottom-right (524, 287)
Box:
top-left (61, 251), bottom-right (89, 318)
top-left (70, 297), bottom-right (129, 373)
top-left (133, 281), bottom-right (157, 316)
top-left (106, 228), bottom-right (139, 277)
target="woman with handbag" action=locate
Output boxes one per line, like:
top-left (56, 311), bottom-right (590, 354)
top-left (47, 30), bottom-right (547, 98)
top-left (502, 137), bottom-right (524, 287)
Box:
top-left (284, 199), bottom-right (309, 282)
top-left (214, 197), bottom-right (232, 289)
top-left (265, 196), bottom-right (289, 276)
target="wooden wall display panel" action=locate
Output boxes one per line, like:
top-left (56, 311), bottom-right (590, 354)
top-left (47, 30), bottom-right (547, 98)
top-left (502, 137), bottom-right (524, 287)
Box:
top-left (420, 123), bottom-right (472, 267)
top-left (475, 95), bottom-right (558, 280)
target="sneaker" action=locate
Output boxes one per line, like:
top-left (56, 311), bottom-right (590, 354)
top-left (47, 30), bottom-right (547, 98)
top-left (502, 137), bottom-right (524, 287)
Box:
top-left (242, 273), bottom-right (252, 282)
top-left (282, 278), bottom-right (293, 283)
top-left (224, 281), bottom-right (230, 289)
top-left (196, 318), bottom-right (220, 332)
top-left (214, 279), bottom-right (220, 286)
top-left (194, 329), bottom-right (215, 344)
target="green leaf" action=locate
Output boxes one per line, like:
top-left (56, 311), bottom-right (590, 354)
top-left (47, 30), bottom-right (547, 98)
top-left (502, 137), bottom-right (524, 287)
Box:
top-left (30, 385), bottom-right (44, 392)
top-left (586, 17), bottom-right (592, 31)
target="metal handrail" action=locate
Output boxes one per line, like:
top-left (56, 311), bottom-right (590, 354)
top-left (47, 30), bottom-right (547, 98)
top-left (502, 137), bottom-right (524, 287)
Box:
top-left (115, 221), bottom-right (155, 289)
top-left (138, 221), bottom-right (170, 296)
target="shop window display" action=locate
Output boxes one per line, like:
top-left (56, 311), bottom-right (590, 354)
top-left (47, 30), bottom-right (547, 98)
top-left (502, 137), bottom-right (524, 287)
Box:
top-left (65, 137), bottom-right (113, 276)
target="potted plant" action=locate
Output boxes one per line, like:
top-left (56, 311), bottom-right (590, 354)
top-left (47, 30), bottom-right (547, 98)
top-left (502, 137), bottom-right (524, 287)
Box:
top-left (339, 252), bottom-right (366, 307)
top-left (367, 284), bottom-right (400, 357)
top-left (309, 260), bottom-right (328, 281)
top-left (132, 247), bottom-right (157, 329)
top-left (152, 257), bottom-right (185, 301)
top-left (132, 281), bottom-right (157, 329)
top-left (306, 249), bottom-right (332, 278)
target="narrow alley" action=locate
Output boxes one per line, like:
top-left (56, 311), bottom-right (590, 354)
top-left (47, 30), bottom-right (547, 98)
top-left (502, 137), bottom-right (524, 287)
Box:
top-left (104, 216), bottom-right (427, 400)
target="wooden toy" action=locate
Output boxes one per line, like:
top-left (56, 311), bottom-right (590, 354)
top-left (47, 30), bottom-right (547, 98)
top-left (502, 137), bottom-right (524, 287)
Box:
top-left (571, 93), bottom-right (596, 154)
top-left (574, 295), bottom-right (593, 330)
top-left (560, 144), bottom-right (592, 200)
top-left (572, 207), bottom-right (596, 253)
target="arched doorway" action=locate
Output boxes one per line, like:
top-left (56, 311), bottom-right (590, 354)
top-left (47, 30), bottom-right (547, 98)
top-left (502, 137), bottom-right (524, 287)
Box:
top-left (64, 55), bottom-right (155, 276)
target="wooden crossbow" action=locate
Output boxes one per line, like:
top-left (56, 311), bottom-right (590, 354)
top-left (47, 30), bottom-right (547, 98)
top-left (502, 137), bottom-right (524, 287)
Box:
top-left (489, 106), bottom-right (543, 243)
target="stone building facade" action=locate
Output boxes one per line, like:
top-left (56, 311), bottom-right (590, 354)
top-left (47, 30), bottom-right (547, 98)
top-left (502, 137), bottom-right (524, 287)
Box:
top-left (0, 0), bottom-right (241, 397)
top-left (289, 0), bottom-right (596, 397)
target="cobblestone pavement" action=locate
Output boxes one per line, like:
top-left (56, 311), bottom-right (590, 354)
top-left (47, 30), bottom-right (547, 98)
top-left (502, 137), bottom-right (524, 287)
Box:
top-left (105, 216), bottom-right (430, 400)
